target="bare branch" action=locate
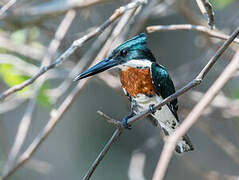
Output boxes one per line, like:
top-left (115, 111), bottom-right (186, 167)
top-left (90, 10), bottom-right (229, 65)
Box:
top-left (152, 33), bottom-right (239, 180)
top-left (195, 0), bottom-right (215, 29)
top-left (147, 24), bottom-right (239, 44)
top-left (1, 10), bottom-right (76, 177)
top-left (0, 0), bottom-right (147, 101)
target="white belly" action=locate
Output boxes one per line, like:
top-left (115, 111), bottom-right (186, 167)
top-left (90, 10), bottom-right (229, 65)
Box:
top-left (132, 94), bottom-right (179, 134)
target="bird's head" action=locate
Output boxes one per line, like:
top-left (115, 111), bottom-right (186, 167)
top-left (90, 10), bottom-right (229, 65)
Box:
top-left (74, 33), bottom-right (156, 81)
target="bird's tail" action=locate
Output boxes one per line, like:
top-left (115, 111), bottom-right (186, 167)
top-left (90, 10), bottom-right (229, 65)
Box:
top-left (149, 103), bottom-right (194, 153)
top-left (161, 128), bottom-right (194, 153)
top-left (175, 133), bottom-right (194, 153)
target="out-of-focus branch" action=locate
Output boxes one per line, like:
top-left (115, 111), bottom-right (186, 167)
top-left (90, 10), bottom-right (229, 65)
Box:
top-left (152, 36), bottom-right (239, 180)
top-left (147, 24), bottom-right (239, 44)
top-left (188, 91), bottom-right (239, 119)
top-left (26, 158), bottom-right (53, 175)
top-left (0, 0), bottom-right (147, 101)
top-left (180, 94), bottom-right (239, 165)
top-left (0, 1), bottom-right (147, 179)
top-left (0, 35), bottom-right (46, 60)
top-left (184, 158), bottom-right (239, 180)
top-left (46, 28), bottom-right (112, 102)
top-left (0, 54), bottom-right (67, 81)
top-left (0, 54), bottom-right (39, 75)
top-left (0, 96), bottom-right (26, 114)
top-left (128, 151), bottom-right (146, 180)
top-left (197, 121), bottom-right (239, 165)
top-left (2, 10), bottom-right (76, 177)
top-left (11, 0), bottom-right (114, 17)
top-left (195, 0), bottom-right (214, 29)
top-left (0, 0), bottom-right (17, 17)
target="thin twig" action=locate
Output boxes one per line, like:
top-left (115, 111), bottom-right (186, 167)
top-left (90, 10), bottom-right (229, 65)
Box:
top-left (2, 10), bottom-right (76, 177)
top-left (147, 24), bottom-right (239, 44)
top-left (83, 128), bottom-right (123, 180)
top-left (195, 0), bottom-right (214, 29)
top-left (81, 26), bottom-right (239, 180)
top-left (97, 111), bottom-right (122, 128)
top-left (152, 36), bottom-right (239, 180)
top-left (0, 0), bottom-right (147, 101)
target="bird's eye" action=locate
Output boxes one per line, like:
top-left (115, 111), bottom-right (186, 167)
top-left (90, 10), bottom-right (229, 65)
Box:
top-left (120, 49), bottom-right (128, 57)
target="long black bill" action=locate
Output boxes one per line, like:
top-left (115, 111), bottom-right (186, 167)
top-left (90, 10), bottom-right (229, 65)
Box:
top-left (74, 58), bottom-right (118, 81)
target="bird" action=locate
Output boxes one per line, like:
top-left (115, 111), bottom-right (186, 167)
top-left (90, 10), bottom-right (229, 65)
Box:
top-left (74, 33), bottom-right (194, 153)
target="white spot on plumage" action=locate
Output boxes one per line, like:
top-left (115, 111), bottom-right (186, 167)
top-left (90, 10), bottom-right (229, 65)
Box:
top-left (119, 59), bottom-right (152, 70)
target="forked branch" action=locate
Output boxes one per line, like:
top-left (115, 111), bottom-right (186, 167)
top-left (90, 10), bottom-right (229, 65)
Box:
top-left (195, 0), bottom-right (215, 29)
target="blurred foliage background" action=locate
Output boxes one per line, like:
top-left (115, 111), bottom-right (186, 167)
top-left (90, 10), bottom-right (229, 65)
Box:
top-left (0, 0), bottom-right (239, 180)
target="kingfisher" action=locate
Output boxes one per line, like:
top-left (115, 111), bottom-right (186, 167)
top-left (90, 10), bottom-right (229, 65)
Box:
top-left (74, 33), bottom-right (194, 153)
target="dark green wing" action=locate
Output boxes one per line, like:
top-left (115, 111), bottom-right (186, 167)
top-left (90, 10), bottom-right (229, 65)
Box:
top-left (151, 62), bottom-right (179, 120)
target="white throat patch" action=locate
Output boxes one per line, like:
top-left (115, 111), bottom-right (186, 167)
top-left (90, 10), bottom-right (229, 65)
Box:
top-left (120, 59), bottom-right (152, 70)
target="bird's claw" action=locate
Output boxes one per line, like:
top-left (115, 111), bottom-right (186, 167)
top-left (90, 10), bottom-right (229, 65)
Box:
top-left (122, 116), bottom-right (132, 130)
top-left (149, 104), bottom-right (156, 114)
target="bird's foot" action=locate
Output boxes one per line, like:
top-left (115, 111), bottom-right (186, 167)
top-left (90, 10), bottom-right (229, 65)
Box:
top-left (122, 112), bottom-right (134, 129)
top-left (122, 117), bottom-right (132, 129)
top-left (149, 104), bottom-right (156, 114)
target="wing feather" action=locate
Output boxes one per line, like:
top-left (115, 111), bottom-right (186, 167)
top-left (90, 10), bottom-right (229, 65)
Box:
top-left (151, 62), bottom-right (179, 120)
